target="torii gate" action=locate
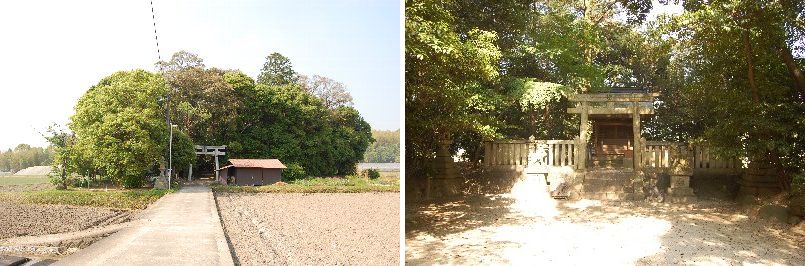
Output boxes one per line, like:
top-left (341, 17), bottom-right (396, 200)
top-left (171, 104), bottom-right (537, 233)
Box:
top-left (192, 145), bottom-right (226, 181)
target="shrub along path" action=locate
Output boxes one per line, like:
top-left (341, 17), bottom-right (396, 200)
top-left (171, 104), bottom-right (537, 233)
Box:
top-left (54, 185), bottom-right (233, 266)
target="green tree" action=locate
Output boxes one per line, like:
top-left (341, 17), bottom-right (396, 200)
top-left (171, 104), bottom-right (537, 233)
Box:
top-left (70, 70), bottom-right (169, 188)
top-left (364, 130), bottom-right (400, 163)
top-left (170, 129), bottom-right (196, 177)
top-left (0, 144), bottom-right (52, 172)
top-left (646, 0), bottom-right (805, 191)
top-left (405, 0), bottom-right (501, 174)
top-left (43, 125), bottom-right (76, 189)
top-left (257, 52), bottom-right (298, 86)
top-left (157, 51), bottom-right (240, 146)
top-left (231, 82), bottom-right (372, 176)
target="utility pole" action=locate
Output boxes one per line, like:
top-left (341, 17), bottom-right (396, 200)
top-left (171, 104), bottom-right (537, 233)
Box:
top-left (169, 124), bottom-right (177, 189)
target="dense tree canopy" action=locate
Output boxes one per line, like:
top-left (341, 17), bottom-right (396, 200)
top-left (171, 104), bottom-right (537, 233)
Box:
top-left (0, 144), bottom-right (52, 172)
top-left (364, 130), bottom-right (400, 163)
top-left (70, 70), bottom-right (184, 187)
top-left (156, 51), bottom-right (240, 146)
top-left (59, 51), bottom-right (373, 187)
top-left (257, 52), bottom-right (299, 86)
top-left (406, 0), bottom-right (805, 190)
top-left (228, 76), bottom-right (372, 176)
top-left (645, 0), bottom-right (805, 190)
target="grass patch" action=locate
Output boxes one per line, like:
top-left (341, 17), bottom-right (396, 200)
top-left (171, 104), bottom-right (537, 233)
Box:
top-left (0, 188), bottom-right (174, 209)
top-left (0, 175), bottom-right (50, 186)
top-left (379, 171), bottom-right (400, 179)
top-left (211, 176), bottom-right (399, 193)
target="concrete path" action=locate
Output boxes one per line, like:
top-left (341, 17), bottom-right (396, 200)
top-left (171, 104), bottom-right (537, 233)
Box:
top-left (55, 185), bottom-right (233, 266)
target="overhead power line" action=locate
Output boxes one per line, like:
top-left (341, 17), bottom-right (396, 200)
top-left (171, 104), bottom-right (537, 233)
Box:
top-left (150, 1), bottom-right (162, 64)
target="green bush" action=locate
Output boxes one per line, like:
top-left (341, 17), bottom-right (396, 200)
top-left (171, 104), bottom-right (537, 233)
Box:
top-left (283, 163), bottom-right (307, 181)
top-left (71, 178), bottom-right (89, 188)
top-left (793, 172), bottom-right (805, 195)
top-left (122, 176), bottom-right (145, 188)
top-left (366, 169), bottom-right (380, 179)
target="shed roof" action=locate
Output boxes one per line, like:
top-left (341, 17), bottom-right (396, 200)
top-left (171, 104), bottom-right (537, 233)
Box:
top-left (225, 159), bottom-right (287, 169)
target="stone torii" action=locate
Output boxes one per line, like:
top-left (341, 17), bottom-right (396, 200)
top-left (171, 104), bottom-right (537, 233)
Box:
top-left (193, 145), bottom-right (226, 181)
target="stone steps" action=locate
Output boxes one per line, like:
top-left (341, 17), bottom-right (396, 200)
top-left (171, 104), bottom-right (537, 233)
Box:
top-left (582, 169), bottom-right (639, 200)
top-left (583, 192), bottom-right (637, 201)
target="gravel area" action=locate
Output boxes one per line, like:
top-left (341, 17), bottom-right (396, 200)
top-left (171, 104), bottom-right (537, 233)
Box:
top-left (406, 194), bottom-right (805, 265)
top-left (0, 203), bottom-right (132, 240)
top-left (216, 192), bottom-right (400, 265)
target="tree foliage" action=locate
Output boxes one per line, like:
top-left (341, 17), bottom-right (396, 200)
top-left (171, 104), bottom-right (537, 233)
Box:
top-left (405, 0), bottom-right (664, 173)
top-left (0, 144), bottom-right (52, 172)
top-left (257, 52), bottom-right (299, 86)
top-left (230, 80), bottom-right (372, 176)
top-left (406, 0), bottom-right (805, 190)
top-left (156, 51), bottom-right (239, 146)
top-left (42, 125), bottom-right (75, 189)
top-left (364, 130), bottom-right (400, 163)
top-left (298, 74), bottom-right (354, 109)
top-left (645, 0), bottom-right (805, 190)
top-left (70, 70), bottom-right (169, 187)
top-left (61, 51), bottom-right (372, 186)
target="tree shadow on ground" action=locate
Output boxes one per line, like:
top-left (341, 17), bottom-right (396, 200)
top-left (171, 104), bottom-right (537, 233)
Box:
top-left (406, 195), bottom-right (805, 265)
top-left (405, 194), bottom-right (515, 238)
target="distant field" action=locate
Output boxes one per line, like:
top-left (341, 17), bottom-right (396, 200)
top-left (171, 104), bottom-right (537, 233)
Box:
top-left (0, 175), bottom-right (50, 186)
top-left (357, 163), bottom-right (400, 172)
top-left (212, 176), bottom-right (399, 193)
top-left (0, 189), bottom-right (173, 209)
top-left (380, 171), bottom-right (400, 179)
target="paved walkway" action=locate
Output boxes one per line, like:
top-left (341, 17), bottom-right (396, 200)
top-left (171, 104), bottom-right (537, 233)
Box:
top-left (55, 185), bottom-right (233, 266)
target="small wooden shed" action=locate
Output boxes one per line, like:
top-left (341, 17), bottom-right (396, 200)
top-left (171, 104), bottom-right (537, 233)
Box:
top-left (218, 159), bottom-right (287, 186)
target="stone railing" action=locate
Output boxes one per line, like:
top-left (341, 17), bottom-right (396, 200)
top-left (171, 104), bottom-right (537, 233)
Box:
top-left (641, 139), bottom-right (743, 174)
top-left (483, 139), bottom-right (578, 168)
top-left (693, 145), bottom-right (743, 174)
top-left (642, 140), bottom-right (682, 169)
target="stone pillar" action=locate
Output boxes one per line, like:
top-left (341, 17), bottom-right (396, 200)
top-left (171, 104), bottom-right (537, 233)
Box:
top-left (578, 101), bottom-right (589, 170)
top-left (154, 162), bottom-right (170, 189)
top-left (667, 144), bottom-right (695, 202)
top-left (632, 103), bottom-right (642, 170)
top-left (429, 137), bottom-right (461, 198)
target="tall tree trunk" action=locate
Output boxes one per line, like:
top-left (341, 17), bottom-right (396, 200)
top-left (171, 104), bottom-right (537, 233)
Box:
top-left (779, 45), bottom-right (805, 95)
top-left (742, 31), bottom-right (760, 103)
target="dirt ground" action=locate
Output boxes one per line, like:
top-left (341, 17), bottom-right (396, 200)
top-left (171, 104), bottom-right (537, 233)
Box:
top-left (0, 183), bottom-right (53, 193)
top-left (215, 192), bottom-right (400, 265)
top-left (0, 203), bottom-right (132, 240)
top-left (406, 195), bottom-right (805, 265)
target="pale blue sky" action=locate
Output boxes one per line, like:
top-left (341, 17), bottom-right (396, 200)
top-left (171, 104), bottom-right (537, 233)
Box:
top-left (0, 0), bottom-right (401, 150)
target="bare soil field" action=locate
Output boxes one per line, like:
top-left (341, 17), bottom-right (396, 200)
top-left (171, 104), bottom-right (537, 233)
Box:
top-left (0, 202), bottom-right (134, 259)
top-left (0, 203), bottom-right (132, 240)
top-left (406, 194), bottom-right (805, 265)
top-left (215, 192), bottom-right (400, 265)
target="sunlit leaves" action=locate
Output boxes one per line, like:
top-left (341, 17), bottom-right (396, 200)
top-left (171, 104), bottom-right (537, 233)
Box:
top-left (516, 80), bottom-right (570, 111)
top-left (70, 70), bottom-right (176, 185)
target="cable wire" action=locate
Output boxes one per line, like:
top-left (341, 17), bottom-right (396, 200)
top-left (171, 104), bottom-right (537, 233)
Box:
top-left (150, 1), bottom-right (162, 64)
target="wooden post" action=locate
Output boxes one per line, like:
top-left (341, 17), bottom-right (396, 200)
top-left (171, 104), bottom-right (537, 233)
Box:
top-left (578, 101), bottom-right (589, 170)
top-left (632, 103), bottom-right (641, 170)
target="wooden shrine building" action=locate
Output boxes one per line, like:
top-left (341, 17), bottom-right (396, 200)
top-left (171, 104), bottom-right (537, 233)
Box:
top-left (568, 92), bottom-right (658, 170)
